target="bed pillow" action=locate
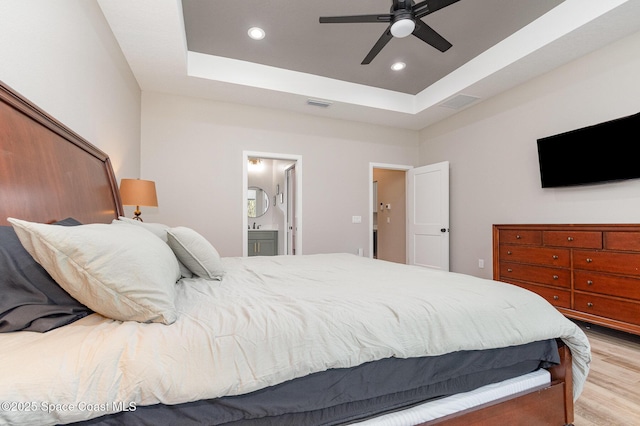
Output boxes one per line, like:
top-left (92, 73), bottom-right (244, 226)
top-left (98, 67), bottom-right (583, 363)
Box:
top-left (0, 218), bottom-right (92, 333)
top-left (112, 217), bottom-right (193, 278)
top-left (166, 226), bottom-right (225, 280)
top-left (114, 216), bottom-right (170, 241)
top-left (8, 218), bottom-right (181, 325)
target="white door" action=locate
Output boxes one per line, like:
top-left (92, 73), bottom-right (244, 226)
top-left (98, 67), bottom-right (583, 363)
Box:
top-left (407, 161), bottom-right (450, 270)
top-left (285, 164), bottom-right (297, 255)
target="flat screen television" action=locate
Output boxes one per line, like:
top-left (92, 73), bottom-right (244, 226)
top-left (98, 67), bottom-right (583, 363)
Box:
top-left (537, 112), bottom-right (640, 188)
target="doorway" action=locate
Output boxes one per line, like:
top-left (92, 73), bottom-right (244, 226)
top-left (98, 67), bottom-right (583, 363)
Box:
top-left (372, 167), bottom-right (408, 264)
top-left (370, 163), bottom-right (412, 264)
top-left (243, 151), bottom-right (302, 257)
top-left (369, 162), bottom-right (450, 270)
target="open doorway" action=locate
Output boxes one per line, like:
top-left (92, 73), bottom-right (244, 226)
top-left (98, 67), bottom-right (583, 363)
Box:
top-left (370, 163), bottom-right (411, 264)
top-left (369, 162), bottom-right (450, 270)
top-left (285, 163), bottom-right (297, 255)
top-left (243, 151), bottom-right (302, 257)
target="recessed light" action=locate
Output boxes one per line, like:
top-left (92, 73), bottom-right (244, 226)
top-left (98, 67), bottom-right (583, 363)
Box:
top-left (248, 27), bottom-right (265, 40)
top-left (391, 62), bottom-right (406, 71)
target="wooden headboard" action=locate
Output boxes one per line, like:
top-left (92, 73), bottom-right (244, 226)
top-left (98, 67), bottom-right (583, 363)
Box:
top-left (0, 80), bottom-right (123, 226)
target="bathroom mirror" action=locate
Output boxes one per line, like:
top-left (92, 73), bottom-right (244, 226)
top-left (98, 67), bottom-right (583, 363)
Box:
top-left (247, 186), bottom-right (269, 218)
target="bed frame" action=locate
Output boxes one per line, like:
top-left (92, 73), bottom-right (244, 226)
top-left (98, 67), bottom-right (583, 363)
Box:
top-left (0, 79), bottom-right (574, 425)
top-left (0, 81), bottom-right (122, 226)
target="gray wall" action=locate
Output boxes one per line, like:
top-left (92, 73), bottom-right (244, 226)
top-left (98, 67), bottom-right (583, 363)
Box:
top-left (419, 30), bottom-right (640, 278)
top-left (140, 92), bottom-right (419, 257)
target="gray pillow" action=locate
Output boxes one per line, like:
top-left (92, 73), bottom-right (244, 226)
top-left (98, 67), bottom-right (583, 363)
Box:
top-left (0, 218), bottom-right (91, 333)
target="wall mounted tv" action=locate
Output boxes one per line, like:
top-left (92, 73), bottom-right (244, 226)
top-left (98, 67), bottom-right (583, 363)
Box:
top-left (537, 112), bottom-right (640, 188)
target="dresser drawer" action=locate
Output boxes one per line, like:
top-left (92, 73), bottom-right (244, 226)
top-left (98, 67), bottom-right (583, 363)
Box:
top-left (574, 293), bottom-right (640, 326)
top-left (574, 271), bottom-right (640, 301)
top-left (542, 231), bottom-right (602, 249)
top-left (500, 262), bottom-right (570, 288)
top-left (505, 282), bottom-right (571, 309)
top-left (604, 231), bottom-right (640, 252)
top-left (499, 245), bottom-right (570, 268)
top-left (499, 230), bottom-right (542, 246)
top-left (573, 250), bottom-right (640, 276)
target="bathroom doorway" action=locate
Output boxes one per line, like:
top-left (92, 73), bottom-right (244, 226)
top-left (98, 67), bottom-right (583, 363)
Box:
top-left (243, 151), bottom-right (302, 257)
top-left (285, 163), bottom-right (297, 255)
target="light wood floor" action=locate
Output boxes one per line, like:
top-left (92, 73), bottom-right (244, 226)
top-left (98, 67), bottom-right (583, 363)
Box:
top-left (573, 321), bottom-right (640, 425)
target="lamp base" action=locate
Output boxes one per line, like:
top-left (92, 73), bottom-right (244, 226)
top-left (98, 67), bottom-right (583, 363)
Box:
top-left (132, 206), bottom-right (143, 222)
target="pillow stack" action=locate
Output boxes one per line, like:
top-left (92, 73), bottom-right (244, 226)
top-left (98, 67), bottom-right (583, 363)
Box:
top-left (8, 218), bottom-right (181, 325)
top-left (7, 217), bottom-right (225, 327)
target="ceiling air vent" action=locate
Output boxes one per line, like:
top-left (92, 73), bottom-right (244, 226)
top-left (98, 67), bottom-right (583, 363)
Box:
top-left (439, 94), bottom-right (480, 110)
top-left (306, 98), bottom-right (333, 108)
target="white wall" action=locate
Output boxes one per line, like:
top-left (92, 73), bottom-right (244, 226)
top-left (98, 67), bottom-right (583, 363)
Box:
top-left (419, 30), bottom-right (640, 278)
top-left (141, 91), bottom-right (419, 257)
top-left (0, 0), bottom-right (140, 180)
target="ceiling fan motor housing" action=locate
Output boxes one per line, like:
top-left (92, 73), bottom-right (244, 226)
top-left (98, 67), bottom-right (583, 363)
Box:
top-left (391, 11), bottom-right (416, 38)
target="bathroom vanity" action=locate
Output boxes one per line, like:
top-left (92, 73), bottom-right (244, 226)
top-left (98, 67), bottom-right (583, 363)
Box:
top-left (248, 230), bottom-right (278, 256)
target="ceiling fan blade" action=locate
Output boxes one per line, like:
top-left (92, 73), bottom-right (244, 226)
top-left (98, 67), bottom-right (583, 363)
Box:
top-left (412, 21), bottom-right (452, 52)
top-left (319, 14), bottom-right (391, 24)
top-left (362, 27), bottom-right (393, 64)
top-left (413, 0), bottom-right (460, 19)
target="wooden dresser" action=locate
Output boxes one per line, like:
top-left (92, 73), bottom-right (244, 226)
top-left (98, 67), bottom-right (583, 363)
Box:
top-left (493, 224), bottom-right (640, 336)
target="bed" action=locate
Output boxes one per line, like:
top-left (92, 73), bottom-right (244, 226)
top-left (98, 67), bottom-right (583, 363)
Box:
top-left (0, 79), bottom-right (590, 426)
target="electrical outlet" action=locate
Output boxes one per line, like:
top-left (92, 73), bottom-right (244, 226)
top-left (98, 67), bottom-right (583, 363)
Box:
top-left (478, 259), bottom-right (485, 269)
top-left (352, 216), bottom-right (362, 223)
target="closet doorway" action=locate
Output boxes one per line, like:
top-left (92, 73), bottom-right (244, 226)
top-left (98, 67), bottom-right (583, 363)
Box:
top-left (370, 162), bottom-right (450, 270)
top-left (243, 151), bottom-right (302, 257)
top-left (371, 164), bottom-right (410, 264)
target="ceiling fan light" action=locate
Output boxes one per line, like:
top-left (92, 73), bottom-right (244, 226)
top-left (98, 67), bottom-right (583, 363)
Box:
top-left (390, 19), bottom-right (415, 38)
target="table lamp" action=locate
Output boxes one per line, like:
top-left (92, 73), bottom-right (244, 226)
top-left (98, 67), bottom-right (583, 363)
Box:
top-left (119, 179), bottom-right (158, 221)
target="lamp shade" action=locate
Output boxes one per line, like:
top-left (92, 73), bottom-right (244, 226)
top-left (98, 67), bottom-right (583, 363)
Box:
top-left (119, 179), bottom-right (158, 207)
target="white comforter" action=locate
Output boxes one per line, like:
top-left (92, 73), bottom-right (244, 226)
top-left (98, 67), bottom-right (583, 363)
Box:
top-left (1, 253), bottom-right (590, 425)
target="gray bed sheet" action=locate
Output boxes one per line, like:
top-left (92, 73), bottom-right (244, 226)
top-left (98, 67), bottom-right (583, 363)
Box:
top-left (72, 339), bottom-right (558, 426)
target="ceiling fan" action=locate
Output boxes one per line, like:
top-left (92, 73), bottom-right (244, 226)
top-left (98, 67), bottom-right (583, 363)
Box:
top-left (319, 0), bottom-right (460, 65)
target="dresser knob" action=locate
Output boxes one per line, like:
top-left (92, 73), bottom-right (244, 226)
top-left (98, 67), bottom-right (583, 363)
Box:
top-left (515, 235), bottom-right (521, 239)
top-left (587, 280), bottom-right (593, 285)
top-left (586, 258), bottom-right (593, 263)
top-left (552, 275), bottom-right (559, 280)
top-left (567, 236), bottom-right (574, 241)
top-left (553, 295), bottom-right (559, 300)
top-left (587, 302), bottom-right (594, 308)
top-left (507, 268), bottom-right (513, 272)
top-left (552, 255), bottom-right (559, 260)
top-left (507, 251), bottom-right (512, 255)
